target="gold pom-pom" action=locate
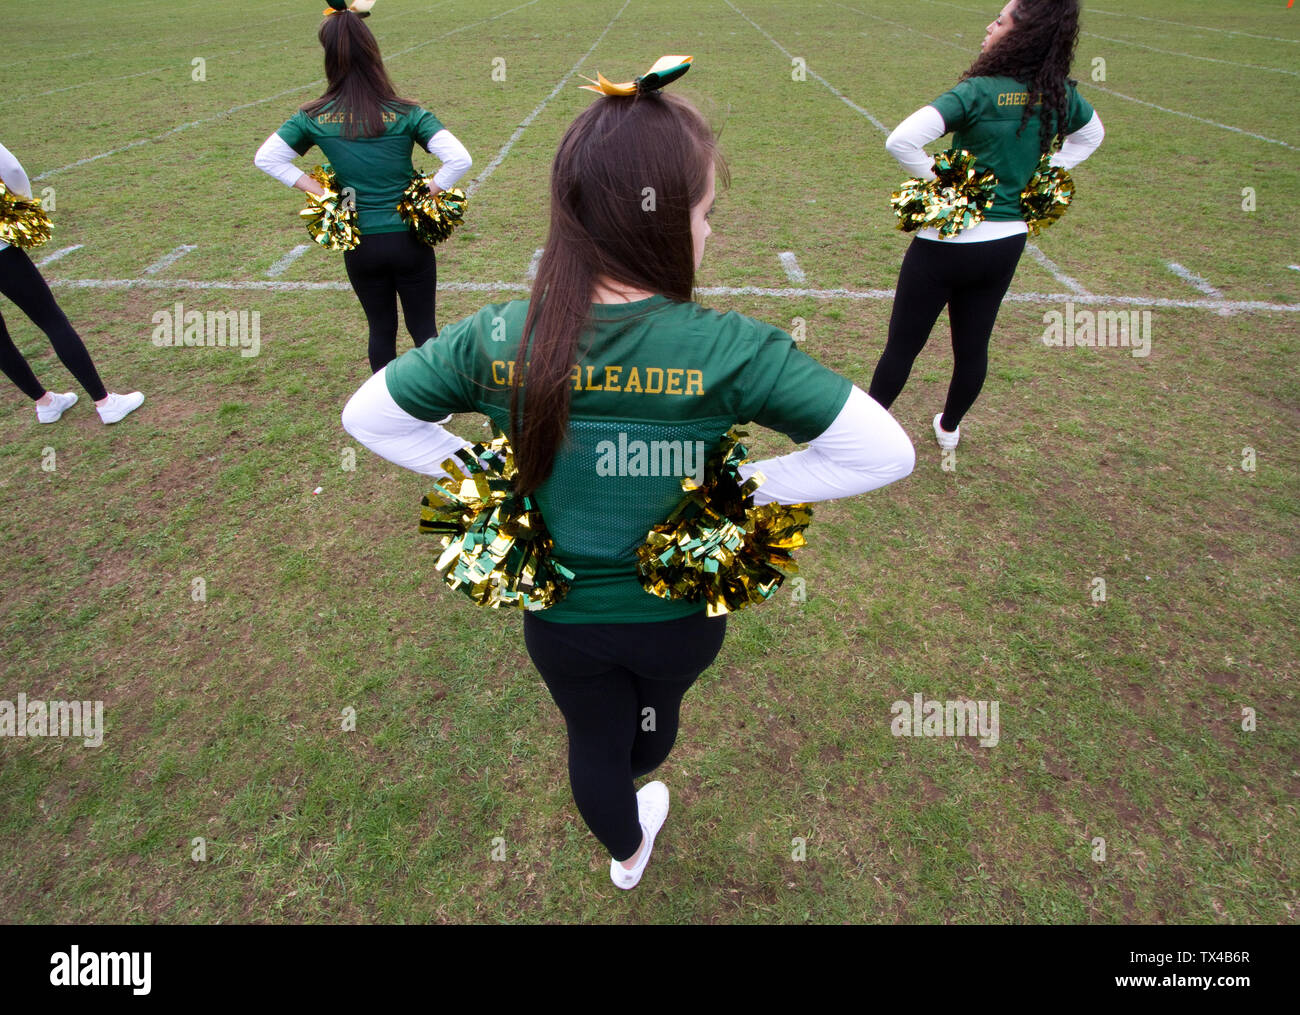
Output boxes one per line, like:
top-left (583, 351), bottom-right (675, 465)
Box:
top-left (0, 182), bottom-right (52, 249)
top-left (419, 429), bottom-right (573, 610)
top-left (635, 429), bottom-right (812, 617)
top-left (1020, 154), bottom-right (1074, 237)
top-left (299, 164), bottom-right (359, 251)
top-left (397, 174), bottom-right (467, 247)
top-left (891, 148), bottom-right (998, 239)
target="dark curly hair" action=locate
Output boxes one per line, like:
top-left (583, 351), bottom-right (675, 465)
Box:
top-left (960, 0), bottom-right (1081, 154)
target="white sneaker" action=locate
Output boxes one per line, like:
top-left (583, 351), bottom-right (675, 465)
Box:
top-left (35, 391), bottom-right (77, 423)
top-left (933, 413), bottom-right (960, 450)
top-left (610, 780), bottom-right (670, 890)
top-left (96, 391), bottom-right (144, 424)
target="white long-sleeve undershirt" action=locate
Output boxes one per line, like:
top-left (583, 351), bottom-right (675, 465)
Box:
top-left (0, 142), bottom-right (33, 254)
top-left (254, 127), bottom-right (473, 191)
top-left (341, 371), bottom-right (916, 505)
top-left (884, 105), bottom-right (1104, 244)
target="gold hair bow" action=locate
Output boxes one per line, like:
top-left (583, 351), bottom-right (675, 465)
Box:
top-left (579, 55), bottom-right (693, 96)
top-left (323, 0), bottom-right (375, 16)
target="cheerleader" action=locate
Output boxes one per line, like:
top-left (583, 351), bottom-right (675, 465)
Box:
top-left (869, 0), bottom-right (1104, 449)
top-left (254, 0), bottom-right (472, 373)
top-left (341, 59), bottom-right (916, 889)
top-left (0, 143), bottom-right (144, 424)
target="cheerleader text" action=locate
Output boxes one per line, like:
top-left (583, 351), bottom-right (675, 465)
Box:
top-left (151, 302), bottom-right (261, 358)
top-left (1041, 302), bottom-right (1151, 358)
top-left (490, 359), bottom-right (705, 395)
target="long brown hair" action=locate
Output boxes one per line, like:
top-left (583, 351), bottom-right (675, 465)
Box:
top-left (301, 11), bottom-right (416, 139)
top-left (961, 0), bottom-right (1081, 154)
top-left (509, 91), bottom-right (725, 496)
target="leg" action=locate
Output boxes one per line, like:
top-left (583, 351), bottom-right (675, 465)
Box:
top-left (0, 246), bottom-right (107, 400)
top-left (940, 234), bottom-right (1026, 431)
top-left (629, 613), bottom-right (727, 778)
top-left (343, 235), bottom-right (400, 373)
top-left (868, 238), bottom-right (952, 410)
top-left (0, 307), bottom-right (47, 400)
top-left (393, 231), bottom-right (438, 349)
top-left (524, 617), bottom-right (643, 861)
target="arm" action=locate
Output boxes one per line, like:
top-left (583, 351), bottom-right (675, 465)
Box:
top-left (885, 106), bottom-right (947, 181)
top-left (341, 368), bottom-right (467, 478)
top-left (425, 129), bottom-right (472, 195)
top-left (738, 386), bottom-right (916, 505)
top-left (1050, 111), bottom-right (1104, 170)
top-left (0, 142), bottom-right (33, 199)
top-left (254, 133), bottom-right (326, 196)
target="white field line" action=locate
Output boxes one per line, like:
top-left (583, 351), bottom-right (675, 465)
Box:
top-left (1086, 7), bottom-right (1300, 46)
top-left (723, 0), bottom-right (890, 133)
top-left (1166, 261), bottom-right (1233, 318)
top-left (831, 1), bottom-right (969, 53)
top-left (1025, 244), bottom-right (1091, 298)
top-left (526, 248), bottom-right (544, 281)
top-left (26, 4), bottom-right (318, 67)
top-left (1084, 31), bottom-right (1299, 78)
top-left (0, 66), bottom-right (172, 107)
top-left (35, 245), bottom-right (84, 268)
top-left (8, 1), bottom-right (459, 108)
top-left (31, 0), bottom-right (542, 183)
top-left (466, 0), bottom-right (631, 198)
top-left (1290, 265), bottom-right (1300, 272)
top-left (1083, 83), bottom-right (1298, 152)
top-left (266, 244), bottom-right (312, 278)
top-left (41, 276), bottom-right (1300, 314)
top-left (1165, 262), bottom-right (1223, 298)
top-left (778, 252), bottom-right (807, 284)
top-left (142, 245), bottom-right (198, 275)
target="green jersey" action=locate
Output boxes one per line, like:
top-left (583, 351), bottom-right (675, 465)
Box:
top-left (385, 296), bottom-right (852, 623)
top-left (930, 76), bottom-right (1095, 221)
top-left (276, 103), bottom-right (445, 234)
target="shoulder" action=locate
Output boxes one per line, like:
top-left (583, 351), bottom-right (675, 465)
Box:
top-left (675, 302), bottom-right (794, 354)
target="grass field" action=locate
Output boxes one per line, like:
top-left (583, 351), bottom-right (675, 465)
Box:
top-left (1, 0), bottom-right (1296, 924)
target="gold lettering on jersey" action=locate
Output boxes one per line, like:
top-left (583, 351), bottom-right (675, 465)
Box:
top-left (996, 92), bottom-right (1031, 107)
top-left (315, 111), bottom-right (399, 124)
top-left (488, 360), bottom-right (705, 396)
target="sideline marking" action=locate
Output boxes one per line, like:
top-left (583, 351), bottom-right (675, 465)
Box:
top-left (42, 276), bottom-right (1300, 314)
top-left (142, 245), bottom-right (198, 275)
top-left (778, 252), bottom-right (807, 284)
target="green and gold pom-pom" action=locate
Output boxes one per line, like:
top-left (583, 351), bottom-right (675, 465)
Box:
top-left (419, 429), bottom-right (573, 610)
top-left (0, 181), bottom-right (52, 249)
top-left (300, 164), bottom-right (359, 251)
top-left (397, 174), bottom-right (467, 247)
top-left (635, 429), bottom-right (812, 617)
top-left (1020, 154), bottom-right (1073, 237)
top-left (891, 148), bottom-right (998, 239)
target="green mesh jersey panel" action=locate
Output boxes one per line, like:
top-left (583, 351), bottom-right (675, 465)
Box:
top-left (930, 76), bottom-right (1094, 221)
top-left (385, 295), bottom-right (852, 623)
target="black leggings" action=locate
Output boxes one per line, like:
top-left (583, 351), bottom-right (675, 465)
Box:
top-left (523, 610), bottom-right (727, 861)
top-left (869, 233), bottom-right (1026, 432)
top-left (342, 229), bottom-right (437, 373)
top-left (0, 245), bottom-right (107, 402)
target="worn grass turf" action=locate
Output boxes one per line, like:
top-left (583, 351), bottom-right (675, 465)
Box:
top-left (0, 0), bottom-right (1296, 923)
